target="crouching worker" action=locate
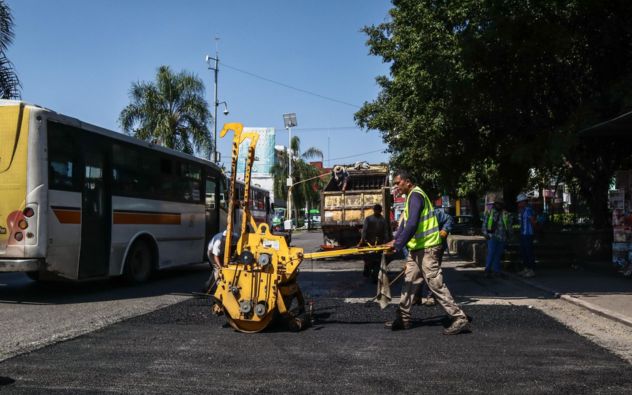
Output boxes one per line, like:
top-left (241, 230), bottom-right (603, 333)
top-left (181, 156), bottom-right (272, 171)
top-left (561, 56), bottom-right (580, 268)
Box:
top-left (385, 170), bottom-right (470, 335)
top-left (205, 230), bottom-right (239, 314)
top-left (205, 232), bottom-right (225, 292)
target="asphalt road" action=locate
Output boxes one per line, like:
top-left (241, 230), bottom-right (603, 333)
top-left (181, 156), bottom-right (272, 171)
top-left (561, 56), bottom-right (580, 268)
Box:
top-left (1, 230), bottom-right (632, 393)
top-left (0, 265), bottom-right (209, 362)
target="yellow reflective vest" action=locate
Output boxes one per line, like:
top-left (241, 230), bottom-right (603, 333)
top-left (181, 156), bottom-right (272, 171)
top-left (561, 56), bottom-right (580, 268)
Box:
top-left (403, 186), bottom-right (441, 251)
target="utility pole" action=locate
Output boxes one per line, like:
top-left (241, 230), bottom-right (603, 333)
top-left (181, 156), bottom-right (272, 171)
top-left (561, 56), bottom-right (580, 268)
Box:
top-left (283, 113), bottom-right (297, 230)
top-left (205, 36), bottom-right (228, 163)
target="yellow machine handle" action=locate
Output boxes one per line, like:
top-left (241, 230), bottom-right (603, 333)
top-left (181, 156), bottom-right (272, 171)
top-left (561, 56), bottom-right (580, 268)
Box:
top-left (302, 245), bottom-right (392, 260)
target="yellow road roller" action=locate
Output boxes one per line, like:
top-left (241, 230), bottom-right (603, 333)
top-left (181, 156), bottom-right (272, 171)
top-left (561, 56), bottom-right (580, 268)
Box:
top-left (212, 123), bottom-right (389, 333)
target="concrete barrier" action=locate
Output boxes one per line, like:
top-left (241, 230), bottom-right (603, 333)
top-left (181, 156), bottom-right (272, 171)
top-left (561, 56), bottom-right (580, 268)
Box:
top-left (448, 235), bottom-right (487, 266)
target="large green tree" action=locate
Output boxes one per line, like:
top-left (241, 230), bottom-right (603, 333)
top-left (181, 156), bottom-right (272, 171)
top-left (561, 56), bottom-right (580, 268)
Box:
top-left (0, 0), bottom-right (20, 99)
top-left (357, 0), bottom-right (632, 226)
top-left (119, 65), bottom-right (211, 156)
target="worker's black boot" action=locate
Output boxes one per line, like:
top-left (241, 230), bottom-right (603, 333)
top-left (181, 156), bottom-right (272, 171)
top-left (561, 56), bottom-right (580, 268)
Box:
top-left (443, 316), bottom-right (470, 335)
top-left (362, 261), bottom-right (370, 277)
top-left (384, 310), bottom-right (411, 330)
top-left (370, 267), bottom-right (379, 284)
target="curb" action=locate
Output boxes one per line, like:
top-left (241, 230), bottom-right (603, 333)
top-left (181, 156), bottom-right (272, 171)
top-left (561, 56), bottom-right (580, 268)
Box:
top-left (506, 272), bottom-right (632, 329)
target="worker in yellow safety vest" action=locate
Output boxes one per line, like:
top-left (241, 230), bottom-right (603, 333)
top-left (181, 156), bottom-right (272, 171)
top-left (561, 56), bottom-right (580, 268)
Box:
top-left (482, 200), bottom-right (513, 278)
top-left (385, 170), bottom-right (470, 335)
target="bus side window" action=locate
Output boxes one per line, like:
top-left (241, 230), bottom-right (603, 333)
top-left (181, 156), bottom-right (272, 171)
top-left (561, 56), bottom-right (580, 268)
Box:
top-left (159, 158), bottom-right (175, 200)
top-left (219, 177), bottom-right (227, 211)
top-left (112, 144), bottom-right (140, 196)
top-left (179, 162), bottom-right (202, 202)
top-left (206, 178), bottom-right (216, 209)
top-left (48, 122), bottom-right (80, 191)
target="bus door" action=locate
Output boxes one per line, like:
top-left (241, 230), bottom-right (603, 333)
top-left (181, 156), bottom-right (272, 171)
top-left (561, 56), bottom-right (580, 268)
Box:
top-left (78, 138), bottom-right (111, 279)
top-left (204, 172), bottom-right (219, 248)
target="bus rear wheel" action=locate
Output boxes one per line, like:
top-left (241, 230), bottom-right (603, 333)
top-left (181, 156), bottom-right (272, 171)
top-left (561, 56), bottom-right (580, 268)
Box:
top-left (124, 240), bottom-right (154, 284)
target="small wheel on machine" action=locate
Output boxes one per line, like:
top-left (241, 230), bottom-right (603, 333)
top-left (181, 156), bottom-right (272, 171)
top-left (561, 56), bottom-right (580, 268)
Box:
top-left (124, 240), bottom-right (154, 284)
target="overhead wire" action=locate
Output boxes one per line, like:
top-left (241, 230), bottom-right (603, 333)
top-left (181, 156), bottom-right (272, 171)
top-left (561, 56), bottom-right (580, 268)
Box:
top-left (218, 147), bottom-right (387, 165)
top-left (327, 148), bottom-right (386, 162)
top-left (213, 62), bottom-right (386, 163)
top-left (220, 61), bottom-right (361, 109)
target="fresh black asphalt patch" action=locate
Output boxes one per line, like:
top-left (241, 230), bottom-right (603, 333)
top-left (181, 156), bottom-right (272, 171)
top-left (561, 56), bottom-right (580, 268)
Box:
top-left (1, 298), bottom-right (632, 394)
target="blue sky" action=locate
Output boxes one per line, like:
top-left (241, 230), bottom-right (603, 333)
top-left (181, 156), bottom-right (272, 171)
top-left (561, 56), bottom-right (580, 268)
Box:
top-left (6, 0), bottom-right (392, 167)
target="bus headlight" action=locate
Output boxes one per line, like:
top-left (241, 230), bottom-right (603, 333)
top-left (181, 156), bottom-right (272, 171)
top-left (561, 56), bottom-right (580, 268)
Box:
top-left (18, 219), bottom-right (28, 230)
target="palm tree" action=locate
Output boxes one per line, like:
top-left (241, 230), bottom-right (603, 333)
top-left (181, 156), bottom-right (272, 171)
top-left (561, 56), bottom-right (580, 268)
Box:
top-left (0, 1), bottom-right (20, 99)
top-left (270, 136), bottom-right (324, 228)
top-left (119, 65), bottom-right (211, 156)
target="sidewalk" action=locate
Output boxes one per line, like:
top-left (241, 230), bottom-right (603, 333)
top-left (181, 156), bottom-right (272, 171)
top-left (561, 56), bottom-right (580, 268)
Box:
top-left (449, 234), bottom-right (632, 327)
top-left (506, 263), bottom-right (632, 328)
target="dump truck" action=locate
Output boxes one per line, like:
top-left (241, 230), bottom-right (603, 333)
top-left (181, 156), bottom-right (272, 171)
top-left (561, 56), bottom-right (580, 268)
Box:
top-left (321, 163), bottom-right (391, 248)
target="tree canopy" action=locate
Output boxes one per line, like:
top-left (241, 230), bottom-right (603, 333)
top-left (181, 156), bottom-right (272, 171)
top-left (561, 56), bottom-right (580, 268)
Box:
top-left (0, 0), bottom-right (20, 99)
top-left (356, 0), bottom-right (632, 225)
top-left (119, 65), bottom-right (211, 156)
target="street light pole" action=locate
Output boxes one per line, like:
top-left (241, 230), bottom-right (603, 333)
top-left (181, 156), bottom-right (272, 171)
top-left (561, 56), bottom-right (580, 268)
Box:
top-left (288, 125), bottom-right (292, 226)
top-left (213, 55), bottom-right (219, 162)
top-left (283, 113), bottom-right (297, 229)
top-left (205, 53), bottom-right (219, 163)
top-left (205, 43), bottom-right (228, 164)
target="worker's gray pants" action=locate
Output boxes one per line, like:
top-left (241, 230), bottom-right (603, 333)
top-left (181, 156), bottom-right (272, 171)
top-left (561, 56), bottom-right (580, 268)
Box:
top-left (205, 253), bottom-right (222, 291)
top-left (398, 245), bottom-right (466, 322)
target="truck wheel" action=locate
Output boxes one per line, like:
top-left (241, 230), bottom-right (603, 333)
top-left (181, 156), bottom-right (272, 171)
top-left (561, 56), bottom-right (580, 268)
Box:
top-left (124, 240), bottom-right (154, 284)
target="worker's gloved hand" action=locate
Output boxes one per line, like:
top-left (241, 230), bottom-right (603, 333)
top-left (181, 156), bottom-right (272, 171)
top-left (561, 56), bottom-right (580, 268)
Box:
top-left (439, 230), bottom-right (448, 239)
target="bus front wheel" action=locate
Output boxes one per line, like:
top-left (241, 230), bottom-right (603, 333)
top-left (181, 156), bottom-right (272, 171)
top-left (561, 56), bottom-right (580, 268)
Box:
top-left (124, 240), bottom-right (154, 284)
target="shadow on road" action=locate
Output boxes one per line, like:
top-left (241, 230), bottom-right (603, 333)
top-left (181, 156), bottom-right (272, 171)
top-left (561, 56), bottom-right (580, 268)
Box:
top-left (0, 264), bottom-right (209, 306)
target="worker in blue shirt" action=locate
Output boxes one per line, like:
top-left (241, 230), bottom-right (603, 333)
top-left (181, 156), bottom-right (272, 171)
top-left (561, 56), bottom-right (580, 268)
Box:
top-left (516, 193), bottom-right (537, 277)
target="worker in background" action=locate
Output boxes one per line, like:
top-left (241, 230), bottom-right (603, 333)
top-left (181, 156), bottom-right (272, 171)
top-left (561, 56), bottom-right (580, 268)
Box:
top-left (205, 231), bottom-right (227, 294)
top-left (516, 193), bottom-right (537, 278)
top-left (358, 204), bottom-right (392, 282)
top-left (332, 165), bottom-right (349, 192)
top-left (385, 170), bottom-right (470, 335)
top-left (415, 205), bottom-right (453, 306)
top-left (353, 161), bottom-right (370, 170)
top-left (389, 185), bottom-right (409, 262)
top-left (482, 200), bottom-right (512, 278)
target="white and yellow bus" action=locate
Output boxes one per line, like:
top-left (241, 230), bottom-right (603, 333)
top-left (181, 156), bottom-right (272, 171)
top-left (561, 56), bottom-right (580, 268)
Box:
top-left (232, 180), bottom-right (272, 227)
top-left (0, 100), bottom-right (229, 282)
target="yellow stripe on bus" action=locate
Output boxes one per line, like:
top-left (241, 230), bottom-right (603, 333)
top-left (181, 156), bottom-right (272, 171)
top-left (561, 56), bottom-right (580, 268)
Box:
top-left (52, 208), bottom-right (81, 224)
top-left (113, 211), bottom-right (181, 225)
